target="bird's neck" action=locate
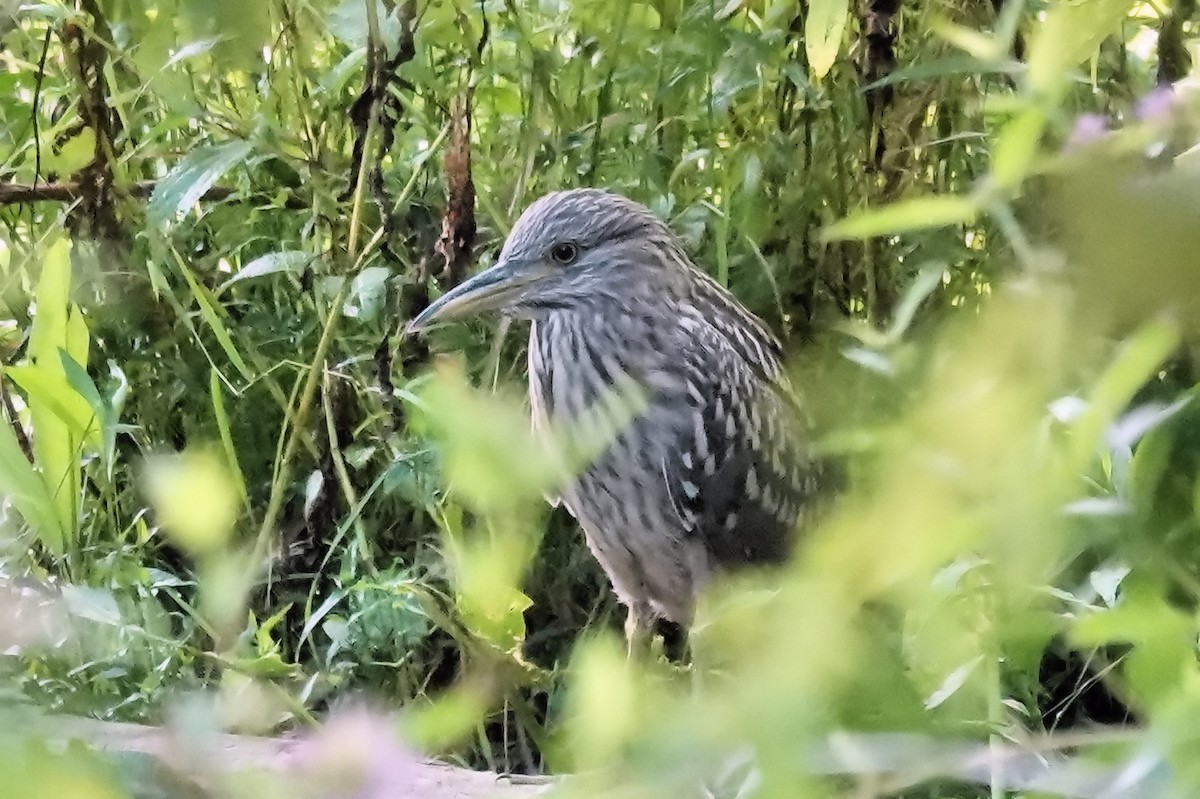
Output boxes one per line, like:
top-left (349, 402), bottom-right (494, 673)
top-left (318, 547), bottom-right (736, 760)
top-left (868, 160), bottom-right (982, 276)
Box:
top-left (528, 305), bottom-right (669, 424)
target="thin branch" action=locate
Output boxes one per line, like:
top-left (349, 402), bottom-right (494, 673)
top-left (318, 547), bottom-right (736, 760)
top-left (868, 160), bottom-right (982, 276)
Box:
top-left (32, 26), bottom-right (52, 189)
top-left (0, 180), bottom-right (307, 209)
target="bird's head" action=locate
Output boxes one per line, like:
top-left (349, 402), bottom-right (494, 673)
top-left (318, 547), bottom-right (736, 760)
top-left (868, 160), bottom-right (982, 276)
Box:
top-left (407, 189), bottom-right (685, 333)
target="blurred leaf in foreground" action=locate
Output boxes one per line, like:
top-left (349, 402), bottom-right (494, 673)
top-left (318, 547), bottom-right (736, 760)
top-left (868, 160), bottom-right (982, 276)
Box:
top-left (143, 447), bottom-right (240, 556)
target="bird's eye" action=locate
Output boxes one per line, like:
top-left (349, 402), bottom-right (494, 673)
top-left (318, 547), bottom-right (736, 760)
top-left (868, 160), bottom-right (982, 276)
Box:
top-left (548, 242), bottom-right (579, 265)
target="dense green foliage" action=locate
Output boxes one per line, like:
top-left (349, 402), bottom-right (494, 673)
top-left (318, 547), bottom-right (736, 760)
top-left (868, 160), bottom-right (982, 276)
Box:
top-left (3, 0), bottom-right (1200, 796)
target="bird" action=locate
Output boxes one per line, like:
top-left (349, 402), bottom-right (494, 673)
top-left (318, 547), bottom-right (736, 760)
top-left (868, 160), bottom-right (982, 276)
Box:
top-left (407, 189), bottom-right (823, 658)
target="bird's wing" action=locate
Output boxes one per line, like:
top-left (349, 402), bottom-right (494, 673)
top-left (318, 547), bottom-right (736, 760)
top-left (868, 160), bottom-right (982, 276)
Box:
top-left (661, 316), bottom-right (819, 567)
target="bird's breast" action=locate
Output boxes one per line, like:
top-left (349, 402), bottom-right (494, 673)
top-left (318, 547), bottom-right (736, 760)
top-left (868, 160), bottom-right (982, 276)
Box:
top-left (527, 314), bottom-right (685, 509)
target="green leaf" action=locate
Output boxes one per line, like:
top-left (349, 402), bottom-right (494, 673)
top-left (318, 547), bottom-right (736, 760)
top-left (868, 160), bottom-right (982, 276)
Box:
top-left (991, 107), bottom-right (1047, 189)
top-left (1072, 576), bottom-right (1192, 708)
top-left (860, 56), bottom-right (1015, 92)
top-left (57, 352), bottom-right (102, 422)
top-left (23, 238), bottom-right (83, 549)
top-left (0, 405), bottom-right (63, 550)
top-left (45, 129), bottom-right (95, 176)
top-left (147, 139), bottom-right (253, 228)
top-left (1026, 0), bottom-right (1136, 100)
top-left (144, 448), bottom-right (240, 556)
top-left (930, 18), bottom-right (1006, 62)
top-left (843, 261), bottom-right (947, 348)
top-left (822, 195), bottom-right (978, 241)
top-left (174, 253), bottom-right (255, 381)
top-left (6, 365), bottom-right (97, 442)
top-left (327, 0), bottom-right (401, 50)
top-left (210, 368), bottom-right (248, 506)
top-left (1069, 318), bottom-right (1180, 471)
top-left (101, 361), bottom-right (129, 482)
top-left (342, 266), bottom-right (391, 323)
top-left (218, 250), bottom-right (314, 294)
top-left (805, 0), bottom-right (849, 80)
top-left (61, 584), bottom-right (122, 626)
top-left (299, 588), bottom-right (348, 649)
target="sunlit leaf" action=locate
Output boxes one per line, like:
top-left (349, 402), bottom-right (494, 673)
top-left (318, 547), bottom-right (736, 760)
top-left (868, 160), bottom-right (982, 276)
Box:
top-left (144, 448), bottom-right (240, 556)
top-left (805, 0), bottom-right (850, 80)
top-left (0, 409), bottom-right (63, 548)
top-left (46, 129), bottom-right (95, 176)
top-left (990, 107), bottom-right (1046, 189)
top-left (823, 195), bottom-right (977, 241)
top-left (1026, 0), bottom-right (1136, 99)
top-left (22, 238), bottom-right (84, 550)
top-left (6, 364), bottom-right (97, 441)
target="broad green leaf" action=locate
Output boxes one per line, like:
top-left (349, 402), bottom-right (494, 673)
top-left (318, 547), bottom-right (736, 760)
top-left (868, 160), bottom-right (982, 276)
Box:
top-left (1026, 0), bottom-right (1136, 100)
top-left (805, 0), bottom-right (850, 79)
top-left (1072, 576), bottom-right (1192, 708)
top-left (342, 265), bottom-right (391, 323)
top-left (64, 306), bottom-right (89, 369)
top-left (28, 239), bottom-right (71, 367)
top-left (57, 351), bottom-right (105, 453)
top-left (930, 18), bottom-right (1006, 62)
top-left (440, 511), bottom-right (534, 653)
top-left (6, 365), bottom-right (96, 441)
top-left (822, 195), bottom-right (977, 241)
top-left (147, 139), bottom-right (253, 228)
top-left (144, 448), bottom-right (240, 556)
top-left (0, 405), bottom-right (63, 549)
top-left (45, 129), bottom-right (95, 176)
top-left (24, 239), bottom-right (82, 549)
top-left (991, 107), bottom-right (1047, 189)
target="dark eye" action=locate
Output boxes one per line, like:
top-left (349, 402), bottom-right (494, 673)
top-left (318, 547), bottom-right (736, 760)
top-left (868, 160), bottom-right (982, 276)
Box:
top-left (548, 241), bottom-right (579, 265)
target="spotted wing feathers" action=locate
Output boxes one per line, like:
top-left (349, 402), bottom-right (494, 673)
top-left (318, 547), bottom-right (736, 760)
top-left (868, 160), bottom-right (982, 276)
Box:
top-left (663, 309), bottom-right (818, 568)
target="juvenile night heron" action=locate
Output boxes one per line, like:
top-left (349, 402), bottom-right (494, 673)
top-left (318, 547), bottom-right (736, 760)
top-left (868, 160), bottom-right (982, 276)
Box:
top-left (408, 189), bottom-right (822, 656)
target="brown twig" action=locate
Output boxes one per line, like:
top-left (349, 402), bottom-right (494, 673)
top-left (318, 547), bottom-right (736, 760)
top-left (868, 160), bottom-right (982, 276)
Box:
top-left (0, 180), bottom-right (307, 209)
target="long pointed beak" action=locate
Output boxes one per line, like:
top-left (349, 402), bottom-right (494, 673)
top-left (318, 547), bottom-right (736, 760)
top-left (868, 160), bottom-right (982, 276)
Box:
top-left (405, 260), bottom-right (544, 335)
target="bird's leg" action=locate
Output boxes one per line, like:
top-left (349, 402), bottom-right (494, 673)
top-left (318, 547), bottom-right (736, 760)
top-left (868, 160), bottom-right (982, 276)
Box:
top-left (624, 604), bottom-right (655, 660)
top-left (657, 619), bottom-right (691, 665)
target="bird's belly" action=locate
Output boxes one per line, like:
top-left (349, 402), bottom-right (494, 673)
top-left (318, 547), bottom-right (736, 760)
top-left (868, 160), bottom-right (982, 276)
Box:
top-left (559, 430), bottom-right (707, 625)
top-left (527, 320), bottom-right (707, 623)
